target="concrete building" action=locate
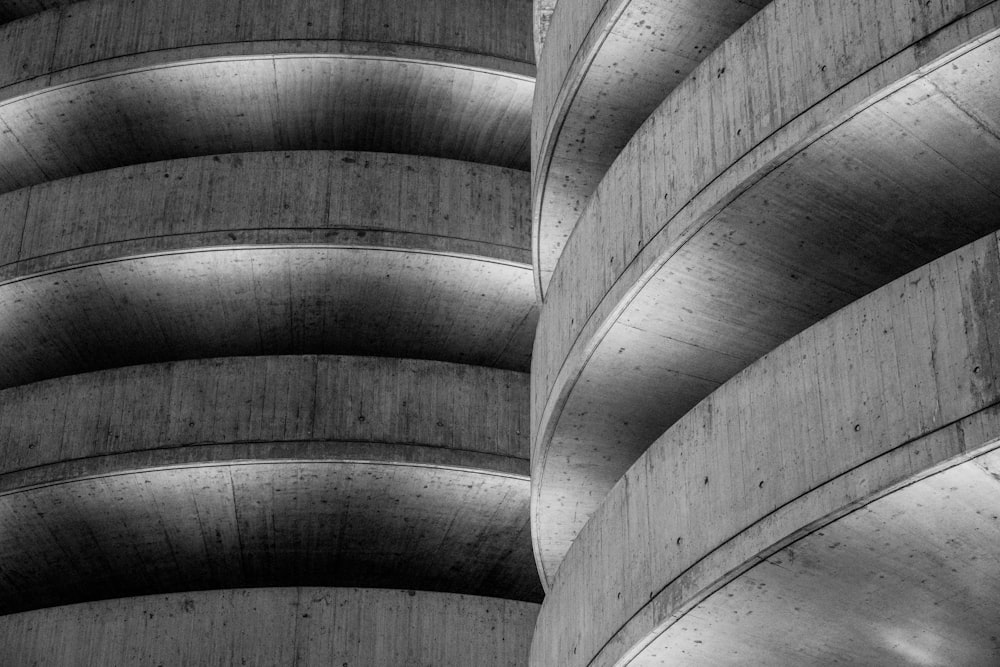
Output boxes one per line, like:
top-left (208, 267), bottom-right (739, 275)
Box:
top-left (0, 0), bottom-right (999, 664)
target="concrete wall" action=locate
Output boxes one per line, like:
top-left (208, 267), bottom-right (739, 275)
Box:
top-left (0, 0), bottom-right (541, 657)
top-left (637, 450), bottom-right (1000, 664)
top-left (0, 0), bottom-right (533, 87)
top-left (531, 0), bottom-right (765, 291)
top-left (0, 357), bottom-right (541, 613)
top-left (0, 0), bottom-right (534, 193)
top-left (0, 356), bottom-right (529, 478)
top-left (531, 0), bottom-right (1000, 586)
top-left (536, 0), bottom-right (1000, 433)
top-left (0, 588), bottom-right (540, 666)
top-left (0, 150), bottom-right (537, 383)
top-left (0, 151), bottom-right (531, 274)
top-left (530, 231), bottom-right (1000, 666)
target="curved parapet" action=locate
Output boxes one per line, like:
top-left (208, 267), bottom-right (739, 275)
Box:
top-left (531, 231), bottom-right (1000, 666)
top-left (532, 0), bottom-right (1000, 586)
top-left (0, 355), bottom-right (529, 476)
top-left (0, 588), bottom-right (540, 666)
top-left (0, 356), bottom-right (540, 612)
top-left (0, 0), bottom-right (533, 192)
top-left (531, 0), bottom-right (766, 293)
top-left (0, 0), bottom-right (541, 657)
top-left (636, 450), bottom-right (1000, 664)
top-left (0, 151), bottom-right (531, 274)
top-left (0, 151), bottom-right (535, 385)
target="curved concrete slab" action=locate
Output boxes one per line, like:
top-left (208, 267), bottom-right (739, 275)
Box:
top-left (532, 0), bottom-right (766, 293)
top-left (0, 0), bottom-right (534, 191)
top-left (0, 356), bottom-right (529, 476)
top-left (635, 450), bottom-right (1000, 665)
top-left (0, 461), bottom-right (537, 613)
top-left (0, 151), bottom-right (531, 275)
top-left (0, 0), bottom-right (543, 651)
top-left (532, 0), bottom-right (1000, 586)
top-left (0, 0), bottom-right (532, 83)
top-left (0, 356), bottom-right (540, 612)
top-left (0, 57), bottom-right (532, 193)
top-left (0, 247), bottom-right (536, 385)
top-left (0, 588), bottom-right (539, 666)
top-left (530, 231), bottom-right (1000, 666)
top-left (0, 150), bottom-right (535, 382)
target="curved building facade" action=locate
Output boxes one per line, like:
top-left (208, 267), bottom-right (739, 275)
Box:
top-left (531, 0), bottom-right (1000, 664)
top-left (0, 0), bottom-right (540, 664)
top-left (2, 0), bottom-right (1000, 664)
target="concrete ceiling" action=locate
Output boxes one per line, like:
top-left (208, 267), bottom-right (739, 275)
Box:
top-left (0, 461), bottom-right (538, 614)
top-left (0, 57), bottom-right (532, 192)
top-left (0, 247), bottom-right (536, 385)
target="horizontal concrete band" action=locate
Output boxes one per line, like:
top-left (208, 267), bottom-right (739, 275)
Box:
top-left (0, 587), bottom-right (540, 665)
top-left (0, 246), bottom-right (537, 386)
top-left (530, 231), bottom-right (1000, 666)
top-left (0, 0), bottom-right (533, 85)
top-left (0, 54), bottom-right (533, 193)
top-left (637, 449), bottom-right (1000, 665)
top-left (531, 0), bottom-right (766, 293)
top-left (0, 355), bottom-right (529, 475)
top-left (532, 0), bottom-right (1000, 586)
top-left (0, 151), bottom-right (531, 275)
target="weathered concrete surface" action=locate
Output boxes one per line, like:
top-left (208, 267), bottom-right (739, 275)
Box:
top-left (0, 0), bottom-right (533, 81)
top-left (0, 0), bottom-right (61, 24)
top-left (0, 248), bottom-right (535, 384)
top-left (532, 0), bottom-right (1000, 586)
top-left (0, 151), bottom-right (536, 381)
top-left (634, 450), bottom-right (1000, 665)
top-left (530, 231), bottom-right (1000, 666)
top-left (0, 0), bottom-right (542, 656)
top-left (0, 356), bottom-right (529, 475)
top-left (0, 461), bottom-right (537, 612)
top-left (0, 588), bottom-right (540, 666)
top-left (532, 0), bottom-right (555, 55)
top-left (0, 0), bottom-right (534, 192)
top-left (0, 356), bottom-right (541, 612)
top-left (0, 151), bottom-right (531, 273)
top-left (0, 58), bottom-right (532, 192)
top-left (531, 0), bottom-right (766, 293)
